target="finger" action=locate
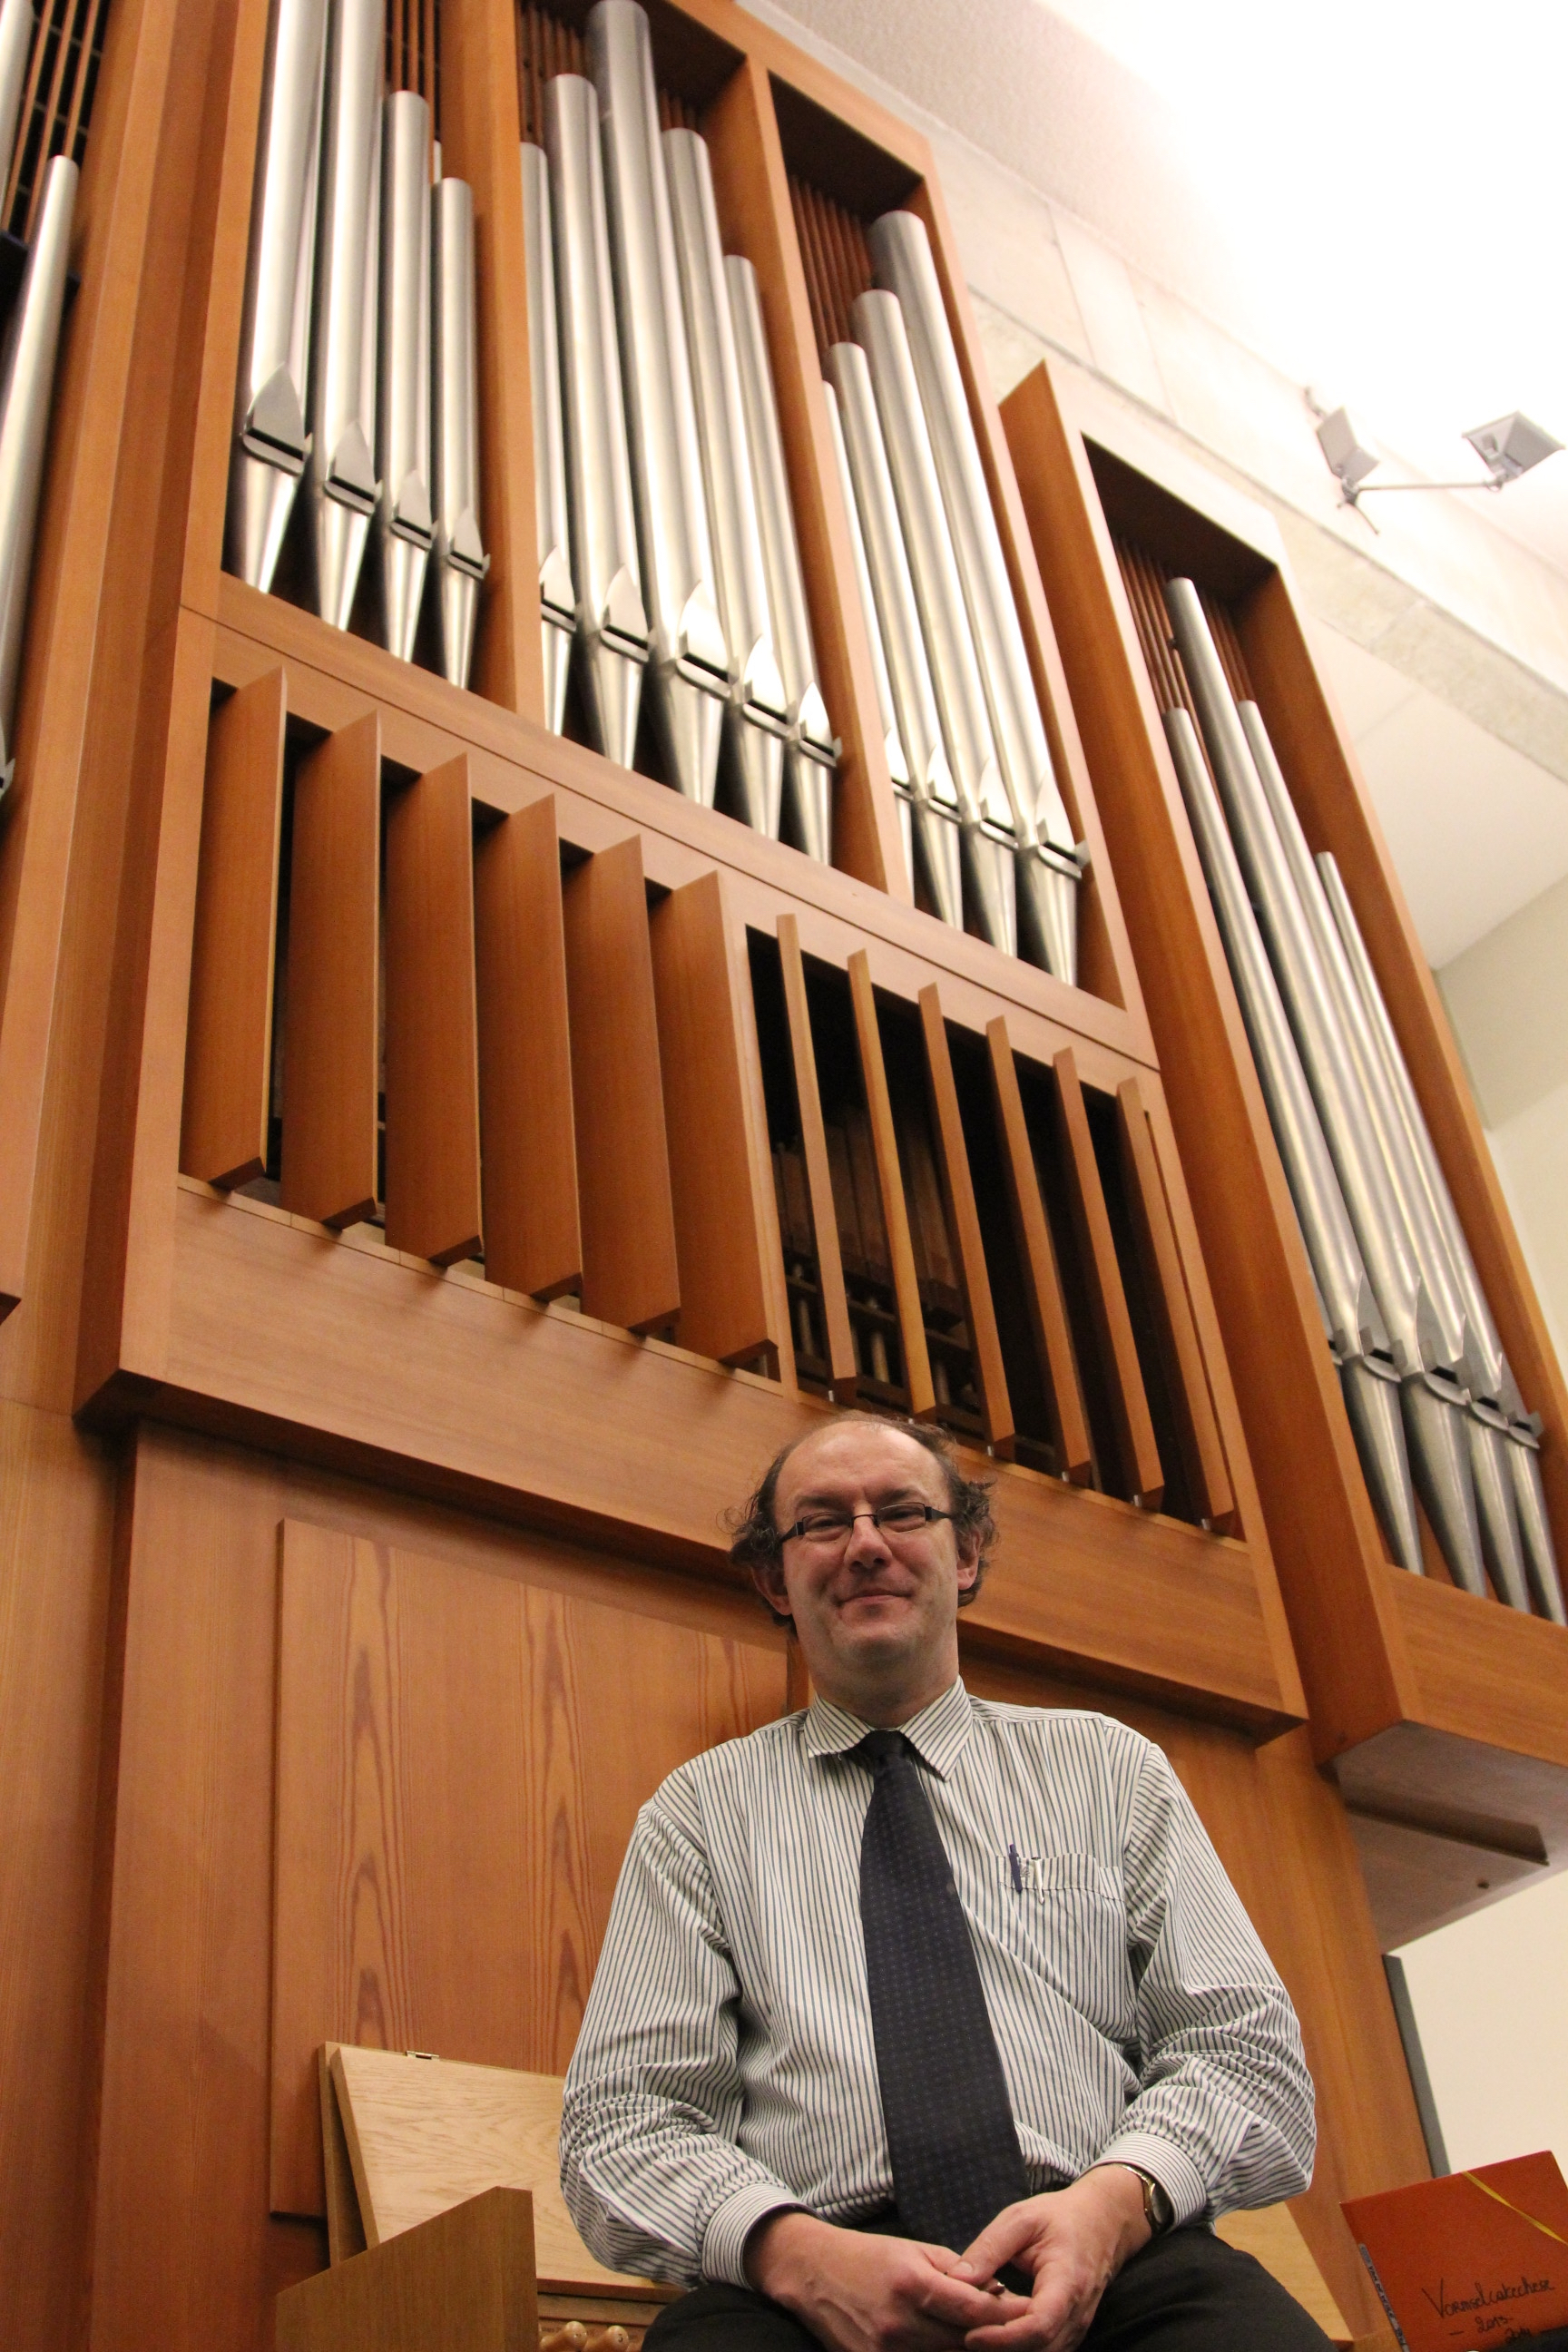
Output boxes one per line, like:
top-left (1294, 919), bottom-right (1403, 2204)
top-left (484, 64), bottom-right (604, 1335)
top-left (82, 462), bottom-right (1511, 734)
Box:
top-left (958, 2206), bottom-right (1039, 2280)
top-left (963, 2283), bottom-right (1075, 2351)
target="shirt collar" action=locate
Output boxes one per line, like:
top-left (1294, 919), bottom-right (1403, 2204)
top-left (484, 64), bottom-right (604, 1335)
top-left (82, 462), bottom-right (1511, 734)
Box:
top-left (801, 1677), bottom-right (975, 1780)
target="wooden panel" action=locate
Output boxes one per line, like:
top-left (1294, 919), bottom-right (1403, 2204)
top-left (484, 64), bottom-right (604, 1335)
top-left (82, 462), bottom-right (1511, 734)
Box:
top-left (277, 2185), bottom-right (537, 2352)
top-left (436, 0), bottom-right (543, 719)
top-left (1052, 1046), bottom-right (1162, 1509)
top-left (384, 757), bottom-right (483, 1266)
top-left (777, 915), bottom-right (856, 1400)
top-left (703, 56), bottom-right (907, 898)
top-left (1116, 1075), bottom-right (1235, 1533)
top-left (848, 949), bottom-right (934, 1416)
top-left (181, 670), bottom-right (288, 1187)
top-left (279, 712), bottom-right (381, 1230)
top-left (649, 872), bottom-right (778, 1368)
top-left (985, 1016), bottom-right (1092, 1484)
top-left (270, 1516), bottom-right (786, 2216)
top-left (1213, 2207), bottom-right (1350, 2341)
top-left (330, 2046), bottom-right (652, 2287)
top-left (917, 985), bottom-right (1014, 1454)
top-left (560, 838), bottom-right (680, 1335)
top-left (321, 2049), bottom-right (367, 2266)
top-left (472, 796), bottom-right (581, 1300)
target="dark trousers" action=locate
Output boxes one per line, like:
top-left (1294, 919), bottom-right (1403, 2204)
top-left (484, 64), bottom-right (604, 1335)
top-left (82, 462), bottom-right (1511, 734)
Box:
top-left (642, 2227), bottom-right (1337, 2350)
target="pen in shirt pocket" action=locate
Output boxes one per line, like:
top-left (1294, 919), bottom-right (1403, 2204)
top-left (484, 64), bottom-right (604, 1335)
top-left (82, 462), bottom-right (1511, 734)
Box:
top-left (1008, 1842), bottom-right (1023, 1894)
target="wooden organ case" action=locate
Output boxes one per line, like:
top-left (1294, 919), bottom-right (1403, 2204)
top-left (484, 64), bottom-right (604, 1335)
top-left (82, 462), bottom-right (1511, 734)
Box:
top-left (0, 1), bottom-right (1561, 2348)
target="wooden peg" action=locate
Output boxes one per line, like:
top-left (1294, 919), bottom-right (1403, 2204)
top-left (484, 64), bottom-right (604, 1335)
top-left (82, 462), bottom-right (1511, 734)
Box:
top-left (538, 2325), bottom-right (588, 2352)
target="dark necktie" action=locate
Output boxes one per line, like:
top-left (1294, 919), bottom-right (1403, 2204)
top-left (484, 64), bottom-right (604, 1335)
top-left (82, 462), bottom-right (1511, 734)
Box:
top-left (856, 1728), bottom-right (1030, 2256)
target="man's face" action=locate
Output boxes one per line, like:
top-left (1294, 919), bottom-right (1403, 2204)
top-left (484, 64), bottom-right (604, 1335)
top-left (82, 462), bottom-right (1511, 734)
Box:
top-left (756, 1422), bottom-right (979, 1710)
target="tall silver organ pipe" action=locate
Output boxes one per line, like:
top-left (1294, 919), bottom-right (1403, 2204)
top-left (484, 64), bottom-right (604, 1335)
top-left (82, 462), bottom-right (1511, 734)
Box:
top-left (0, 156), bottom-right (77, 795)
top-left (587, 0), bottom-right (727, 808)
top-left (821, 377), bottom-right (905, 793)
top-left (726, 254), bottom-right (837, 866)
top-left (0, 0), bottom-right (34, 206)
top-left (868, 208), bottom-right (1080, 985)
top-left (823, 342), bottom-right (962, 932)
top-left (1161, 704), bottom-right (1420, 1575)
top-left (851, 286), bottom-right (1013, 955)
top-left (431, 175), bottom-right (489, 690)
top-left (228, 0), bottom-right (328, 594)
top-left (1164, 578), bottom-right (1486, 1598)
top-left (544, 72), bottom-right (646, 769)
top-left (1318, 850), bottom-right (1563, 1621)
top-left (375, 92), bottom-right (433, 665)
top-left (521, 139), bottom-right (574, 733)
top-left (664, 131), bottom-right (786, 841)
top-left (307, 0), bottom-right (382, 629)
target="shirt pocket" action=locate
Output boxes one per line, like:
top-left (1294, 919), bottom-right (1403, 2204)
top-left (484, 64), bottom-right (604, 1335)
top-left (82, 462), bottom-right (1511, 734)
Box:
top-left (1012, 1853), bottom-right (1132, 2030)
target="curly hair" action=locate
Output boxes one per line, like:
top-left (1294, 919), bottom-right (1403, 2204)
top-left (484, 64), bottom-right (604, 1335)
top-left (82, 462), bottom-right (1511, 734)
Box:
top-left (728, 1409), bottom-right (997, 1630)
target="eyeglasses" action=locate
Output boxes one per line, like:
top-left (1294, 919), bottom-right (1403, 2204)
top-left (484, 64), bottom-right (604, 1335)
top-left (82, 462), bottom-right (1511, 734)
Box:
top-left (778, 1503), bottom-right (956, 1552)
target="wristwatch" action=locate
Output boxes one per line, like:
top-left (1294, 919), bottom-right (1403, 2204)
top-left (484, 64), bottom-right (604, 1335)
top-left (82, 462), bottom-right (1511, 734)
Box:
top-left (1117, 2164), bottom-right (1174, 2238)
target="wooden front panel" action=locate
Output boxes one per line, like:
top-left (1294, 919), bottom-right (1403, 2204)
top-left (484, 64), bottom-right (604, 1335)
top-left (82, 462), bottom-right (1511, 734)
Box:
top-left (271, 1515), bottom-right (785, 2215)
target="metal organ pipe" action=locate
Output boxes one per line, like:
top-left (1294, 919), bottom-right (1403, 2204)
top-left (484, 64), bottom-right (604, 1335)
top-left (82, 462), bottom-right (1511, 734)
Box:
top-left (431, 175), bottom-right (489, 690)
top-left (0, 0), bottom-right (34, 207)
top-left (228, 0), bottom-right (328, 594)
top-left (375, 92), bottom-right (433, 664)
top-left (544, 71), bottom-right (647, 769)
top-left (521, 138), bottom-right (575, 732)
top-left (823, 341), bottom-right (962, 931)
top-left (664, 131), bottom-right (787, 841)
top-left (726, 253), bottom-right (837, 865)
top-left (307, 0), bottom-right (382, 630)
top-left (0, 155), bottom-right (76, 794)
top-left (867, 207), bottom-right (1080, 985)
top-left (587, 0), bottom-right (727, 808)
top-left (850, 287), bottom-right (1014, 954)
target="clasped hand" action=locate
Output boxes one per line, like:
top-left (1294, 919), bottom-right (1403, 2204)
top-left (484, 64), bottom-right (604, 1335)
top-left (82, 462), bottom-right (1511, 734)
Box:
top-left (746, 2168), bottom-right (1152, 2352)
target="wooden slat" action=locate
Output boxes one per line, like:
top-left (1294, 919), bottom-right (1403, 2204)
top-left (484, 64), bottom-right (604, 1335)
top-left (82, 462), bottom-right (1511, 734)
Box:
top-left (383, 756), bottom-right (483, 1266)
top-left (436, 0), bottom-right (543, 717)
top-left (649, 871), bottom-right (778, 1368)
top-left (1052, 1046), bottom-right (1162, 1508)
top-left (279, 712), bottom-right (380, 1228)
top-left (917, 984), bottom-right (1014, 1454)
top-left (703, 56), bottom-right (909, 899)
top-left (985, 1016), bottom-right (1093, 1483)
top-left (181, 670), bottom-right (287, 1187)
top-left (777, 916), bottom-right (857, 1400)
top-left (848, 949), bottom-right (934, 1416)
top-left (472, 796), bottom-right (581, 1299)
top-left (1116, 1075), bottom-right (1235, 1533)
top-left (560, 838), bottom-right (680, 1335)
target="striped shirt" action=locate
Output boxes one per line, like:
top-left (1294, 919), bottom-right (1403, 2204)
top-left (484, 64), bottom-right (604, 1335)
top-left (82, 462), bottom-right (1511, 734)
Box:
top-left (560, 1679), bottom-right (1314, 2288)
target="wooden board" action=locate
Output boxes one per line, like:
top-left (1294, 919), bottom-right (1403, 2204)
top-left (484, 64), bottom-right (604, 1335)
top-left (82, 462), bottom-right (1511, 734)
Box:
top-left (986, 1016), bottom-right (1092, 1483)
top-left (473, 796), bottom-right (582, 1299)
top-left (181, 669), bottom-right (287, 1187)
top-left (330, 2044), bottom-right (657, 2292)
top-left (1215, 2204), bottom-right (1352, 2342)
top-left (270, 1515), bottom-right (787, 2217)
top-left (777, 916), bottom-right (857, 1398)
top-left (279, 711), bottom-right (381, 1229)
top-left (277, 2184), bottom-right (539, 2352)
top-left (918, 985), bottom-right (1013, 1452)
top-left (848, 949), bottom-right (934, 1415)
top-left (383, 756), bottom-right (484, 1266)
top-left (561, 838), bottom-right (681, 1335)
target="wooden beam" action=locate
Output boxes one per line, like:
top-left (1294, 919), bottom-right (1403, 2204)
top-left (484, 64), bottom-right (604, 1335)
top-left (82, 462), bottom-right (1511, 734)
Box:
top-left (777, 915), bottom-right (857, 1400)
top-left (1116, 1075), bottom-right (1235, 1532)
top-left (561, 838), bottom-right (680, 1335)
top-left (1052, 1045), bottom-right (1162, 1508)
top-left (384, 756), bottom-right (484, 1265)
top-left (848, 948), bottom-right (934, 1416)
top-left (181, 669), bottom-right (287, 1188)
top-left (985, 1016), bottom-right (1093, 1483)
top-left (918, 984), bottom-right (1014, 1454)
top-left (650, 871), bottom-right (779, 1367)
top-left (279, 712), bottom-right (381, 1229)
top-left (473, 796), bottom-right (581, 1299)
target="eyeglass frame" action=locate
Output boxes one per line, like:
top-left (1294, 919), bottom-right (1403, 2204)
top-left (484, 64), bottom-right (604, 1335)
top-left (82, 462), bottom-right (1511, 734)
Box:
top-left (776, 1503), bottom-right (957, 1551)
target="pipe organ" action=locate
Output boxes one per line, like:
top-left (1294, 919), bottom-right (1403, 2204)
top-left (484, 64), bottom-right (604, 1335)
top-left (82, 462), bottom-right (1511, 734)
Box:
top-left (0, 3), bottom-right (1564, 2349)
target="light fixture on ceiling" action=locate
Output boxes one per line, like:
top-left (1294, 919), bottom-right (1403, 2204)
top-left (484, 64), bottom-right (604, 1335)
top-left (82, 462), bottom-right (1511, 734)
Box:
top-left (1312, 401), bottom-right (1563, 517)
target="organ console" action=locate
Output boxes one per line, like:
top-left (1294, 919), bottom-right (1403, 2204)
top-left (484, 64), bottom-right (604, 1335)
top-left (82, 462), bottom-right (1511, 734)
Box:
top-left (0, 4), bottom-right (1562, 2351)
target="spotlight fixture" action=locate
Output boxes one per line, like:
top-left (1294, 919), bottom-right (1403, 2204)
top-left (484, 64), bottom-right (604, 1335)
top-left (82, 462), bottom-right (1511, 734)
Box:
top-left (1313, 400), bottom-right (1563, 514)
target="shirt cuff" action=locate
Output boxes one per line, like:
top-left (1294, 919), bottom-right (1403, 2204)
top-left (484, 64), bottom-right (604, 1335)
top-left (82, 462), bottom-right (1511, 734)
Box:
top-left (701, 2180), bottom-right (808, 2288)
top-left (1090, 2131), bottom-right (1210, 2230)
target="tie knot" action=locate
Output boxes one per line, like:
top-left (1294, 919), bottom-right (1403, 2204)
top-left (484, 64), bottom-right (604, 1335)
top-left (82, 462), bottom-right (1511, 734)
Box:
top-left (855, 1729), bottom-right (909, 1774)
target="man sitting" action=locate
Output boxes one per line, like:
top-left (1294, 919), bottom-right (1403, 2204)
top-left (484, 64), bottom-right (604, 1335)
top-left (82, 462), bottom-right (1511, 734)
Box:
top-left (561, 1411), bottom-right (1331, 2350)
